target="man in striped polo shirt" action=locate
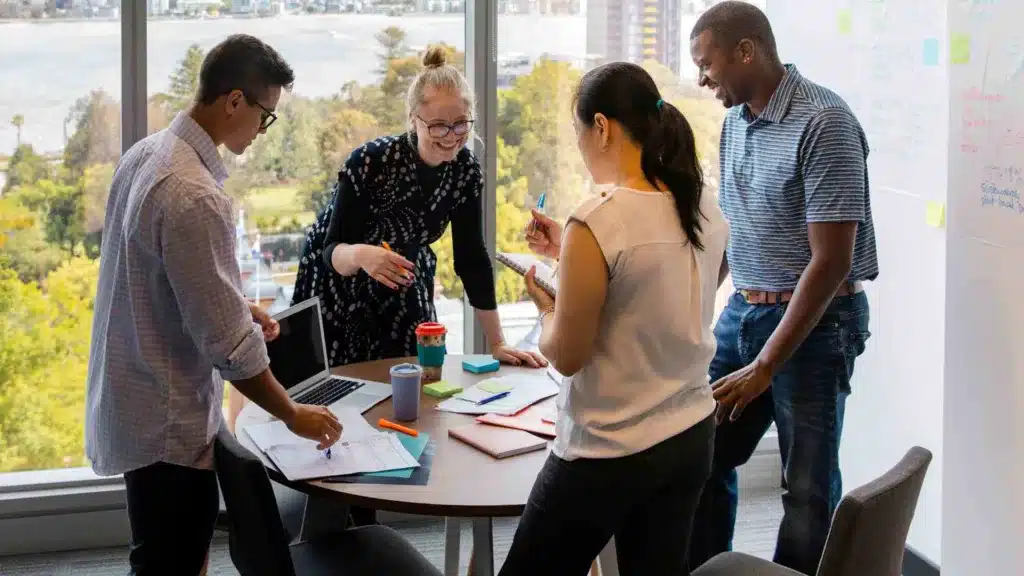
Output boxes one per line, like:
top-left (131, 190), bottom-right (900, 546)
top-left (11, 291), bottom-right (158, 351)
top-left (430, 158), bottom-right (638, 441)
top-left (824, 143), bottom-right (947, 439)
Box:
top-left (686, 3), bottom-right (877, 574)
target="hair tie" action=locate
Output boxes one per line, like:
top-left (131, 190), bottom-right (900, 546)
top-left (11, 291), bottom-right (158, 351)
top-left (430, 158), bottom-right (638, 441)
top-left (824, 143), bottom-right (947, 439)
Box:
top-left (656, 99), bottom-right (664, 110)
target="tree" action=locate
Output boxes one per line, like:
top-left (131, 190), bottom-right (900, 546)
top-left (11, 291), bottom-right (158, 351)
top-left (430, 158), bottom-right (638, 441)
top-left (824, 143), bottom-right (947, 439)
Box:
top-left (153, 44), bottom-right (205, 116)
top-left (0, 258), bottom-right (97, 472)
top-left (0, 198), bottom-right (63, 282)
top-left (9, 179), bottom-right (86, 255)
top-left (375, 26), bottom-right (408, 70)
top-left (64, 90), bottom-right (120, 174)
top-left (4, 144), bottom-right (50, 192)
top-left (10, 114), bottom-right (24, 147)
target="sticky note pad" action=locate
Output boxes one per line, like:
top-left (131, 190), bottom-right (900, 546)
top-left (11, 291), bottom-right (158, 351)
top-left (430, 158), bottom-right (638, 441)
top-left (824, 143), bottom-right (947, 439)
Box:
top-left (950, 33), bottom-right (970, 64)
top-left (477, 379), bottom-right (514, 394)
top-left (926, 201), bottom-right (946, 229)
top-left (423, 380), bottom-right (462, 398)
top-left (837, 9), bottom-right (852, 35)
top-left (922, 38), bottom-right (939, 66)
top-left (462, 355), bottom-right (500, 374)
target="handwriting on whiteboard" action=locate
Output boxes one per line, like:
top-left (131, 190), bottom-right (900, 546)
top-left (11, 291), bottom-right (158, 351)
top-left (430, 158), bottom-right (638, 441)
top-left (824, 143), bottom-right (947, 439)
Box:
top-left (979, 182), bottom-right (1023, 214)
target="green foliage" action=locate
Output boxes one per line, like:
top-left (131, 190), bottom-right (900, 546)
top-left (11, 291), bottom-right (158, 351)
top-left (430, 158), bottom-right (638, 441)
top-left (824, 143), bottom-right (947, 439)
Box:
top-left (153, 44), bottom-right (205, 116)
top-left (5, 144), bottom-right (51, 192)
top-left (64, 90), bottom-right (120, 174)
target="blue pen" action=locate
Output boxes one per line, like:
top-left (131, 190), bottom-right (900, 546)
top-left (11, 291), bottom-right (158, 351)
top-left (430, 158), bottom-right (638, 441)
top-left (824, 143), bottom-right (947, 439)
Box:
top-left (528, 193), bottom-right (546, 235)
top-left (324, 448), bottom-right (332, 459)
top-left (477, 391), bottom-right (511, 405)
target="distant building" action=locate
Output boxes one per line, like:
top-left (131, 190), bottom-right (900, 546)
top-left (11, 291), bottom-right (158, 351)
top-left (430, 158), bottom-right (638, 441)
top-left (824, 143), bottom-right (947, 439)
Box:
top-left (587, 0), bottom-right (682, 75)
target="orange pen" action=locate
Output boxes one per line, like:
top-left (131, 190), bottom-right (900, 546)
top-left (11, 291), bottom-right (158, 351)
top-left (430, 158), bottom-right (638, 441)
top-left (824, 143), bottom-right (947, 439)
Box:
top-left (381, 241), bottom-right (410, 279)
top-left (378, 418), bottom-right (419, 437)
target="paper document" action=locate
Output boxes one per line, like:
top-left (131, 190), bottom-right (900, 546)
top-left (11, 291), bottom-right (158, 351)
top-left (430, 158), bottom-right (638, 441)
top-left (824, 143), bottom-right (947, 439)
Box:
top-left (264, 434), bottom-right (421, 482)
top-left (243, 407), bottom-right (419, 481)
top-left (437, 374), bottom-right (558, 415)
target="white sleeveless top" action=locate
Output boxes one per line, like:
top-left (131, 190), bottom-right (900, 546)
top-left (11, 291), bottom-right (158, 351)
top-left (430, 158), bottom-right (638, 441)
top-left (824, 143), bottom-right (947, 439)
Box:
top-left (553, 185), bottom-right (728, 461)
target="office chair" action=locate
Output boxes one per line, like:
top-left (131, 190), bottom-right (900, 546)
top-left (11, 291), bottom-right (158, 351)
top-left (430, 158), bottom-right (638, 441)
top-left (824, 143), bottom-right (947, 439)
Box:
top-left (214, 426), bottom-right (443, 576)
top-left (692, 446), bottom-right (933, 576)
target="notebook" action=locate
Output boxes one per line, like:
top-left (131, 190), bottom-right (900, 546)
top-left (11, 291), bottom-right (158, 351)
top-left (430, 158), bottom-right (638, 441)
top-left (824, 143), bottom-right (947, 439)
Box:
top-left (448, 423), bottom-right (549, 459)
top-left (495, 252), bottom-right (557, 296)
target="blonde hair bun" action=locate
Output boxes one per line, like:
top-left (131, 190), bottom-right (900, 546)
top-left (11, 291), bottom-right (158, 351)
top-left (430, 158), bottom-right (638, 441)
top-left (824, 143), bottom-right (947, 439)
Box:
top-left (422, 45), bottom-right (448, 69)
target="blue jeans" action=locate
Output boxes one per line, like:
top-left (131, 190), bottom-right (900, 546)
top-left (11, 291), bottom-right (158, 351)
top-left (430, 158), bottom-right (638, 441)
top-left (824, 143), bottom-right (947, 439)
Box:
top-left (688, 291), bottom-right (871, 575)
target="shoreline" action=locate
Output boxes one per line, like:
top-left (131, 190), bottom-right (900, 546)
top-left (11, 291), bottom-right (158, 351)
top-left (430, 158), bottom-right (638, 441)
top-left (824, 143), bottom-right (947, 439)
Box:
top-left (0, 11), bottom-right (575, 25)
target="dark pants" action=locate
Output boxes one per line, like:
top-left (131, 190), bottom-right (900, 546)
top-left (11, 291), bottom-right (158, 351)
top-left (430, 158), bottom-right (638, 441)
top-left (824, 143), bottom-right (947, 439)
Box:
top-left (500, 414), bottom-right (715, 576)
top-left (124, 461), bottom-right (220, 576)
top-left (688, 291), bottom-right (870, 575)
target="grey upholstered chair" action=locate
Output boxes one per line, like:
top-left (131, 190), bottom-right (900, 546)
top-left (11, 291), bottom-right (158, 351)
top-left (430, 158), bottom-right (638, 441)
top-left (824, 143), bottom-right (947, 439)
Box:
top-left (692, 446), bottom-right (933, 576)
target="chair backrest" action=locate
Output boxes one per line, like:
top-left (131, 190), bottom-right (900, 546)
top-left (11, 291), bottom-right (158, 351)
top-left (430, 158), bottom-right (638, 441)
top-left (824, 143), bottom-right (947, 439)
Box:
top-left (214, 426), bottom-right (297, 576)
top-left (817, 446), bottom-right (933, 576)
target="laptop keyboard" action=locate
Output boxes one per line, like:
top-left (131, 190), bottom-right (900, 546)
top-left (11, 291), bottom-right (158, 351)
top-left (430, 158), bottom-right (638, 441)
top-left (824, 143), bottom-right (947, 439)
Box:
top-left (294, 378), bottom-right (366, 407)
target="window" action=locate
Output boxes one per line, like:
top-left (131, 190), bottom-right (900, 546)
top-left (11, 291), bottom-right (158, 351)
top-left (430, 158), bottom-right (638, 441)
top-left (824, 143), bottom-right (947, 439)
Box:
top-left (145, 12), bottom-right (467, 353)
top-left (496, 2), bottom-right (734, 348)
top-left (0, 15), bottom-right (120, 476)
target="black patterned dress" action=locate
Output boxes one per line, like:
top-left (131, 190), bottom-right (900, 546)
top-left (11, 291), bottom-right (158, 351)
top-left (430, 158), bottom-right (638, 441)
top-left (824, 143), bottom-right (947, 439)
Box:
top-left (292, 133), bottom-right (496, 367)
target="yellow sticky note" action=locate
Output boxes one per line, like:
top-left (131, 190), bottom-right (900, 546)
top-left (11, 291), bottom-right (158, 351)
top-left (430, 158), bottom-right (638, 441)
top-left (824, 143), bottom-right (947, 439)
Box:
top-left (950, 33), bottom-right (970, 64)
top-left (926, 201), bottom-right (946, 229)
top-left (478, 379), bottom-right (514, 394)
top-left (837, 9), bottom-right (853, 35)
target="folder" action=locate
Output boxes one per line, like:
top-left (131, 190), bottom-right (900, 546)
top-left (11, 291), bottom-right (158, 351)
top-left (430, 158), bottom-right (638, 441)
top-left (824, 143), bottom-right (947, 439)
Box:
top-left (448, 423), bottom-right (549, 459)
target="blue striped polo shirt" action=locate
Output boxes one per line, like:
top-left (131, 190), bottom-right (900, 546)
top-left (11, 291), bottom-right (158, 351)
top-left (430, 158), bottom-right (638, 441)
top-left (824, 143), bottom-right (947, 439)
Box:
top-left (719, 64), bottom-right (879, 291)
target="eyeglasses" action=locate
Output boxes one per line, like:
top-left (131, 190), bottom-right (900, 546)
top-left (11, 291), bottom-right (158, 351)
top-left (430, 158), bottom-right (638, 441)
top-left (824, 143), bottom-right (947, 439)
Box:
top-left (417, 116), bottom-right (474, 139)
top-left (253, 100), bottom-right (277, 131)
top-left (243, 92), bottom-right (277, 131)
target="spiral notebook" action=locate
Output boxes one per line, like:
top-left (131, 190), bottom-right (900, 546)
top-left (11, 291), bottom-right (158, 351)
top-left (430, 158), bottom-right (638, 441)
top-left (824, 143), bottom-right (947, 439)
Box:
top-left (495, 252), bottom-right (557, 296)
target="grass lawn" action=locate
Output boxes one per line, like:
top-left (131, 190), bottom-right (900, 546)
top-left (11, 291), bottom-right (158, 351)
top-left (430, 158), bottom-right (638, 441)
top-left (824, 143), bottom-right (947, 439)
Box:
top-left (245, 185), bottom-right (315, 227)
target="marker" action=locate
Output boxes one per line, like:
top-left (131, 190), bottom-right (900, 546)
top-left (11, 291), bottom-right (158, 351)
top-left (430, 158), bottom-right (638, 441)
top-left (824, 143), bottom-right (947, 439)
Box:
top-left (378, 418), bottom-right (419, 437)
top-left (381, 241), bottom-right (410, 279)
top-left (477, 391), bottom-right (511, 405)
top-left (527, 192), bottom-right (546, 235)
top-left (324, 448), bottom-right (332, 459)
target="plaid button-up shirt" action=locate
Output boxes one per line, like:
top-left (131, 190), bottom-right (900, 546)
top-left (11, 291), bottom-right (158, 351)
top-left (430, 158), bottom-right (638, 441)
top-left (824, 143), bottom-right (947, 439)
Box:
top-left (85, 113), bottom-right (269, 475)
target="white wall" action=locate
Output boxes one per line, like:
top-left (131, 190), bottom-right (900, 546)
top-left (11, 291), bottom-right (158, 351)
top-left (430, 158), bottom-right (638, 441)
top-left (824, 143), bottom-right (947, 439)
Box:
top-left (768, 0), bottom-right (947, 563)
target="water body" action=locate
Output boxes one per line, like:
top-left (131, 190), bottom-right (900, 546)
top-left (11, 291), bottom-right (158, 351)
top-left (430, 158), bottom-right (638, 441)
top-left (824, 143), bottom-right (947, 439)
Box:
top-left (0, 13), bottom-right (593, 153)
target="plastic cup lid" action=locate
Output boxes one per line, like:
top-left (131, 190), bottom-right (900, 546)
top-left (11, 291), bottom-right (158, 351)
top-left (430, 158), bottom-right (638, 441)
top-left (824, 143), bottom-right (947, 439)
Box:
top-left (415, 322), bottom-right (447, 336)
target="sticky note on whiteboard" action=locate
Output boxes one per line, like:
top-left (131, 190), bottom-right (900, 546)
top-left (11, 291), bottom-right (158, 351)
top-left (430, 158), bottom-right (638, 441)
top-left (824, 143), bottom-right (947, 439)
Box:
top-left (837, 9), bottom-right (853, 35)
top-left (926, 201), bottom-right (946, 229)
top-left (922, 38), bottom-right (939, 66)
top-left (950, 33), bottom-right (970, 64)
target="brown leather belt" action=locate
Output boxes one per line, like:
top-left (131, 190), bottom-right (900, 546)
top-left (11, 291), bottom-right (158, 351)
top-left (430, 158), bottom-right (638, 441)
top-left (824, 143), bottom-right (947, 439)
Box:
top-left (738, 281), bottom-right (863, 305)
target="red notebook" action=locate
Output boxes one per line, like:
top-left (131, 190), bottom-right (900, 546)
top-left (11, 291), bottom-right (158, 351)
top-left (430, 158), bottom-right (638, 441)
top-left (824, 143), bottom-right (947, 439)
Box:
top-left (448, 423), bottom-right (549, 459)
top-left (475, 404), bottom-right (556, 438)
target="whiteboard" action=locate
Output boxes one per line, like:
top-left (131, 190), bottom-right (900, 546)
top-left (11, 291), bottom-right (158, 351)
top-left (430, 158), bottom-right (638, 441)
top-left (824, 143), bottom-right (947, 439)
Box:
top-left (947, 0), bottom-right (1024, 248)
top-left (771, 0), bottom-right (947, 200)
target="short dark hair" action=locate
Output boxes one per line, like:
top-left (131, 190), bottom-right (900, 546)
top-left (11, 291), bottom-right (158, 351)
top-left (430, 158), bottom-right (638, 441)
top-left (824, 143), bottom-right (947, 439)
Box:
top-left (574, 62), bottom-right (705, 250)
top-left (196, 34), bottom-right (295, 106)
top-left (690, 1), bottom-right (778, 59)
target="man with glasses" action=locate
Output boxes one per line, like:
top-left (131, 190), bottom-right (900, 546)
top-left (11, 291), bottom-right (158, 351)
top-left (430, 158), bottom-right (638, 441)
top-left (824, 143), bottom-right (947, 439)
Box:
top-left (86, 34), bottom-right (342, 575)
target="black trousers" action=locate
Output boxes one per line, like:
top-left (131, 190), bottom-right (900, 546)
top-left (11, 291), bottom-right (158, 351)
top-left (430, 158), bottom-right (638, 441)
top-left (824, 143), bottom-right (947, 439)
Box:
top-left (500, 414), bottom-right (715, 576)
top-left (123, 461), bottom-right (219, 576)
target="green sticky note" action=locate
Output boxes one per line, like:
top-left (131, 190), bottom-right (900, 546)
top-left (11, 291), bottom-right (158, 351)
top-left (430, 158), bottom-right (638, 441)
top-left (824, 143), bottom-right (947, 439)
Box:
top-left (364, 433), bottom-right (429, 479)
top-left (951, 33), bottom-right (970, 64)
top-left (837, 9), bottom-right (852, 35)
top-left (423, 380), bottom-right (462, 398)
top-left (926, 201), bottom-right (946, 229)
top-left (477, 379), bottom-right (514, 394)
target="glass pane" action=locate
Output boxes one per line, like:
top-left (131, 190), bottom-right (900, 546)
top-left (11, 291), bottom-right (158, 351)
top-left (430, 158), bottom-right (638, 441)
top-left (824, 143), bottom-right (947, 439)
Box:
top-left (0, 16), bottom-right (120, 474)
top-left (496, 2), bottom-right (751, 348)
top-left (146, 11), bottom-right (468, 359)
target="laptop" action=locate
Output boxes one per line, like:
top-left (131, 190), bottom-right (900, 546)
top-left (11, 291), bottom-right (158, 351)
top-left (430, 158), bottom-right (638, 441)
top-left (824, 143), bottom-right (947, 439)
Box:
top-left (266, 296), bottom-right (392, 413)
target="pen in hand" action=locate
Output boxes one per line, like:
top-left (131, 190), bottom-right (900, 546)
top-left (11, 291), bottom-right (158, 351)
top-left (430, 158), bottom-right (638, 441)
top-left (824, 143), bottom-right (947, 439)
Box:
top-left (381, 241), bottom-right (411, 280)
top-left (527, 192), bottom-right (546, 236)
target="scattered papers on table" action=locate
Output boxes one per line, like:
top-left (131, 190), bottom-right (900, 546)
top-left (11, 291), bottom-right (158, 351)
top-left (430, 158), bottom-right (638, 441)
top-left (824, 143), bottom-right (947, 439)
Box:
top-left (243, 407), bottom-right (420, 482)
top-left (436, 374), bottom-right (558, 415)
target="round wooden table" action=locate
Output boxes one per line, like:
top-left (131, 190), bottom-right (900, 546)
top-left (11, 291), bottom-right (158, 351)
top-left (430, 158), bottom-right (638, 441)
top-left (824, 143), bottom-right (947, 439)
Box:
top-left (236, 354), bottom-right (555, 576)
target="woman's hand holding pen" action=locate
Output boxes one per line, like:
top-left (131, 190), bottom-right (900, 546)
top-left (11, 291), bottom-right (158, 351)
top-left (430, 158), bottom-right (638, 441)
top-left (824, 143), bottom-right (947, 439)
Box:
top-left (524, 208), bottom-right (563, 260)
top-left (357, 244), bottom-right (415, 290)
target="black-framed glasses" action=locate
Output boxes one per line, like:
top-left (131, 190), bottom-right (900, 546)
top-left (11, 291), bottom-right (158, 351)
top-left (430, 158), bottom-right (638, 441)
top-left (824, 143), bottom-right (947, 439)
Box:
top-left (243, 92), bottom-right (277, 130)
top-left (417, 116), bottom-right (474, 138)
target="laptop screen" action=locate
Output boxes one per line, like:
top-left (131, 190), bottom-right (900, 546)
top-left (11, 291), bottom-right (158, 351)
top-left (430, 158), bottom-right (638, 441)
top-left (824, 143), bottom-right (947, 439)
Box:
top-left (266, 301), bottom-right (328, 392)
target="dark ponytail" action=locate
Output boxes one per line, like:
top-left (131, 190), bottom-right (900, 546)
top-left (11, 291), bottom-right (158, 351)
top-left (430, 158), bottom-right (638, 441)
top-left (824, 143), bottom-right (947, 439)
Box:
top-left (574, 62), bottom-right (705, 250)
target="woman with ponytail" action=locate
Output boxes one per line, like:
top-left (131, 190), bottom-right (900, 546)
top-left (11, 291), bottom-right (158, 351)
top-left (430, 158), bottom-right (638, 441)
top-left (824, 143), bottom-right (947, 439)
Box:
top-left (500, 62), bottom-right (729, 575)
